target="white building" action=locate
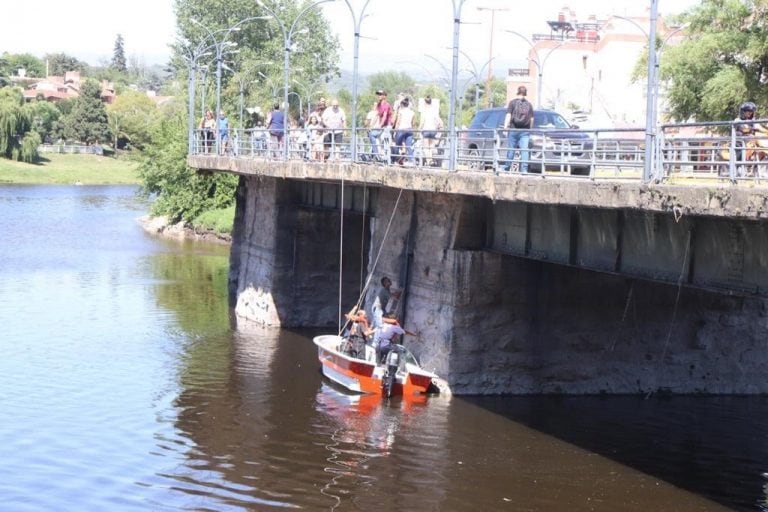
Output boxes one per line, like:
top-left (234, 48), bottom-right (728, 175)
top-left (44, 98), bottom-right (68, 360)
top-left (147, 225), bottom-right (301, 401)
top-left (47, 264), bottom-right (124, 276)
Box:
top-left (506, 7), bottom-right (685, 129)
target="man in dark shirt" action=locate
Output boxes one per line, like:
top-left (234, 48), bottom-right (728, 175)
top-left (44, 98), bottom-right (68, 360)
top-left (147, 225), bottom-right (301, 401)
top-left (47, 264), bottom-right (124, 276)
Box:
top-left (503, 86), bottom-right (534, 173)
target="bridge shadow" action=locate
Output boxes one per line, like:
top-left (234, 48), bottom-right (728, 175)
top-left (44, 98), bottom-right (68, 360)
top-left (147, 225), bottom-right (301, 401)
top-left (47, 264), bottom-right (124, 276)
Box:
top-left (460, 394), bottom-right (768, 511)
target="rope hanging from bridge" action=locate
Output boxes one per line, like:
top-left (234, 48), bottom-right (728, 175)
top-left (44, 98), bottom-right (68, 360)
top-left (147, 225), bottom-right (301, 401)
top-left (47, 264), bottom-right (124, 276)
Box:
top-left (337, 187), bottom-right (405, 336)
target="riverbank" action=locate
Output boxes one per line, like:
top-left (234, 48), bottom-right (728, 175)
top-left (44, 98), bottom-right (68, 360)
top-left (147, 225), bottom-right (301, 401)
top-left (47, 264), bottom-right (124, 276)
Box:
top-left (0, 154), bottom-right (140, 184)
top-left (138, 215), bottom-right (232, 245)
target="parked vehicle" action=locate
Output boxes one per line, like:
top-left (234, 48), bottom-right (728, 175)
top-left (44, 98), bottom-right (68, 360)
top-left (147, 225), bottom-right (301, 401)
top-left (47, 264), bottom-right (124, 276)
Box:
top-left (460, 107), bottom-right (594, 175)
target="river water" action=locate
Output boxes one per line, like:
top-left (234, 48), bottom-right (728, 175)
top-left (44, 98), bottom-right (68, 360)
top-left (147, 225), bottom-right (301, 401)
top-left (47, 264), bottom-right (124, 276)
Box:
top-left (1, 185), bottom-right (767, 511)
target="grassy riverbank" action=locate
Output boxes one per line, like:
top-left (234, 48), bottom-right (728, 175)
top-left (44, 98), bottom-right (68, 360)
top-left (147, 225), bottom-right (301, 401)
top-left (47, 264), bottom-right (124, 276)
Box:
top-left (0, 154), bottom-right (141, 185)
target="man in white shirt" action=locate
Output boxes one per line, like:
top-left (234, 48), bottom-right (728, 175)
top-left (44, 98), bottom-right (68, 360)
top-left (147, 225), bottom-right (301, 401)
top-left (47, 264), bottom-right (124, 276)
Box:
top-left (321, 98), bottom-right (346, 161)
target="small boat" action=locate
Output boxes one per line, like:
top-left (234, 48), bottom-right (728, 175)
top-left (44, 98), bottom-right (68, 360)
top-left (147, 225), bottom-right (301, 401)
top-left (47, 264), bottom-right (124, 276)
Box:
top-left (313, 334), bottom-right (438, 397)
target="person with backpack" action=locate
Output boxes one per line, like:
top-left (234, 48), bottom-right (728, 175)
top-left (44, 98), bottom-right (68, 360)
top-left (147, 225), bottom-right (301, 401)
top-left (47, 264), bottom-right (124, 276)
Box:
top-left (503, 85), bottom-right (534, 173)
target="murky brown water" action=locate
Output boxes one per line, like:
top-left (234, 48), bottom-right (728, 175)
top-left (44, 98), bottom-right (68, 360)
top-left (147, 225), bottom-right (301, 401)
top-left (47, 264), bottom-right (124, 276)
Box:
top-left (0, 185), bottom-right (764, 511)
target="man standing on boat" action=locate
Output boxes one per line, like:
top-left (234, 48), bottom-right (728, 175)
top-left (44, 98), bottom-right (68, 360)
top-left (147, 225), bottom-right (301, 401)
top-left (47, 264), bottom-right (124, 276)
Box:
top-left (371, 276), bottom-right (401, 329)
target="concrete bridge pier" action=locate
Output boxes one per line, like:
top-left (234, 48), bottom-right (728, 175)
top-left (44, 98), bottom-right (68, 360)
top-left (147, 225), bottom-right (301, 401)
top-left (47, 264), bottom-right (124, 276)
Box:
top-left (229, 175), bottom-right (369, 327)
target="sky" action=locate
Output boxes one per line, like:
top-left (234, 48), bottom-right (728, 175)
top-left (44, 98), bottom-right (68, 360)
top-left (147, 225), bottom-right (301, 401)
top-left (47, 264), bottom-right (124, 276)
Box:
top-left (2, 0), bottom-right (701, 74)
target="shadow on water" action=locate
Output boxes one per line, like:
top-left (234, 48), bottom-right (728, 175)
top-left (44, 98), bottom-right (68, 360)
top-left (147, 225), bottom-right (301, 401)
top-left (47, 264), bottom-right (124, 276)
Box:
top-left (462, 394), bottom-right (768, 511)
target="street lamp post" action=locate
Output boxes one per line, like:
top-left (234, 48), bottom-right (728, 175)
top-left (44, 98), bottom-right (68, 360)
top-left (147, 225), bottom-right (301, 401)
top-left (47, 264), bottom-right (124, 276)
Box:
top-left (477, 7), bottom-right (509, 107)
top-left (191, 20), bottom-right (241, 154)
top-left (456, 49), bottom-right (494, 107)
top-left (199, 65), bottom-right (209, 120)
top-left (179, 42), bottom-right (212, 154)
top-left (614, 5), bottom-right (658, 183)
top-left (341, 0), bottom-right (373, 162)
top-left (505, 30), bottom-right (565, 109)
top-left (447, 0), bottom-right (469, 172)
top-left (653, 24), bottom-right (687, 131)
top-left (191, 16), bottom-right (268, 154)
top-left (256, 0), bottom-right (333, 160)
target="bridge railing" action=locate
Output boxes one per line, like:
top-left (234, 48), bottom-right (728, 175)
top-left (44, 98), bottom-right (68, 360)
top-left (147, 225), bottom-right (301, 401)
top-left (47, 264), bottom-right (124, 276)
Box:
top-left (190, 119), bottom-right (768, 183)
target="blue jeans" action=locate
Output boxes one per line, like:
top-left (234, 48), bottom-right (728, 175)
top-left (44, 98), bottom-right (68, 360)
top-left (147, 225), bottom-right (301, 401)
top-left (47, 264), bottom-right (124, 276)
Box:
top-left (395, 130), bottom-right (414, 163)
top-left (506, 130), bottom-right (530, 172)
top-left (368, 129), bottom-right (382, 157)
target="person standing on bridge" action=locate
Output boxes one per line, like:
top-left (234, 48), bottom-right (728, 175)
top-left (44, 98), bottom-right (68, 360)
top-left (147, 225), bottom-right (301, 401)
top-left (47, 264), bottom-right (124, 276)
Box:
top-left (370, 90), bottom-right (393, 163)
top-left (322, 98), bottom-right (346, 161)
top-left (217, 111), bottom-right (230, 155)
top-left (503, 86), bottom-right (534, 173)
top-left (266, 103), bottom-right (285, 159)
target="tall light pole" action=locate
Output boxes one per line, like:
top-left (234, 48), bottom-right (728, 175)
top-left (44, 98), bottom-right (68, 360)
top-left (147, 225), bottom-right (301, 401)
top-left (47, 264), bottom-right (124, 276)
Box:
top-left (653, 24), bottom-right (687, 131)
top-left (448, 0), bottom-right (469, 171)
top-left (191, 16), bottom-right (269, 154)
top-left (456, 49), bottom-right (494, 107)
top-left (477, 6), bottom-right (508, 107)
top-left (179, 41), bottom-right (212, 154)
top-left (199, 65), bottom-right (209, 120)
top-left (191, 20), bottom-right (237, 154)
top-left (614, 6), bottom-right (658, 183)
top-left (341, 0), bottom-right (372, 162)
top-left (505, 30), bottom-right (565, 109)
top-left (256, 0), bottom-right (333, 160)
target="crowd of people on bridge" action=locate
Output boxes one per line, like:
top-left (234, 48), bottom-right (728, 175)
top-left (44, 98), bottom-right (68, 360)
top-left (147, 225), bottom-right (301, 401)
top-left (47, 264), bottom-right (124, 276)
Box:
top-left (198, 86), bottom-right (768, 178)
top-left (199, 89), bottom-right (446, 165)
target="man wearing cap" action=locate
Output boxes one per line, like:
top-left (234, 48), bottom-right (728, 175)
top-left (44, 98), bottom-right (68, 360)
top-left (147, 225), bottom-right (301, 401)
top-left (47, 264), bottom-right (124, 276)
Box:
top-left (369, 90), bottom-right (393, 163)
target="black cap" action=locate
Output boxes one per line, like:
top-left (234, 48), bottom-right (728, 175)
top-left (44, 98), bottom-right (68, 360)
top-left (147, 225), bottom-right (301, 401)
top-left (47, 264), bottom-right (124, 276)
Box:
top-left (375, 90), bottom-right (386, 96)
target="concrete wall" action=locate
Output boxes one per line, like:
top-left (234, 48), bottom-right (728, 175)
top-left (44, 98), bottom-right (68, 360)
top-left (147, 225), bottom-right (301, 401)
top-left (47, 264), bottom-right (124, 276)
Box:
top-left (230, 176), bottom-right (368, 327)
top-left (228, 174), bottom-right (768, 395)
top-left (446, 257), bottom-right (768, 394)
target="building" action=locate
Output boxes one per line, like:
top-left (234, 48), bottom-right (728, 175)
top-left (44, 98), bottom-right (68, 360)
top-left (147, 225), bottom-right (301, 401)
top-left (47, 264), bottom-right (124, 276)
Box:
top-left (506, 6), bottom-right (685, 128)
top-left (22, 71), bottom-right (116, 104)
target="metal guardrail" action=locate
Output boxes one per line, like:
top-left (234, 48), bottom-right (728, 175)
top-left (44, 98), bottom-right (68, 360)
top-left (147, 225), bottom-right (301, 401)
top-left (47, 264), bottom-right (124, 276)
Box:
top-left (190, 119), bottom-right (768, 183)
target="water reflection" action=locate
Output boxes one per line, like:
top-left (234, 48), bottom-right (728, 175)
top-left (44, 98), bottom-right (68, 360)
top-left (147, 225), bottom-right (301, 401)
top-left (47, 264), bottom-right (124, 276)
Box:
top-left (314, 384), bottom-right (437, 510)
top-left (0, 185), bottom-right (764, 511)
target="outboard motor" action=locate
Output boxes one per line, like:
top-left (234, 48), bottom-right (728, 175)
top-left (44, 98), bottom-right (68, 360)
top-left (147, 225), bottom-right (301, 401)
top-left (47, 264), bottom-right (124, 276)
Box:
top-left (382, 348), bottom-right (400, 398)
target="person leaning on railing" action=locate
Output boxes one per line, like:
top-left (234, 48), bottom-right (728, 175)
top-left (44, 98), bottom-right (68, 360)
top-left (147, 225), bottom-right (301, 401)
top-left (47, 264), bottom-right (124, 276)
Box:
top-left (419, 95), bottom-right (443, 167)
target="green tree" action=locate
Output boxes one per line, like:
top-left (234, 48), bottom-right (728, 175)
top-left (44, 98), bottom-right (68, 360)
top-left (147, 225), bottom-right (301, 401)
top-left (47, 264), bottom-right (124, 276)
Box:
top-left (112, 34), bottom-right (127, 73)
top-left (0, 55), bottom-right (9, 87)
top-left (4, 53), bottom-right (45, 78)
top-left (663, 0), bottom-right (768, 121)
top-left (366, 71), bottom-right (417, 100)
top-left (56, 79), bottom-right (110, 143)
top-left (25, 100), bottom-right (61, 142)
top-left (138, 107), bottom-right (237, 223)
top-left (43, 52), bottom-right (89, 76)
top-left (107, 90), bottom-right (159, 150)
top-left (174, 0), bottom-right (340, 119)
top-left (0, 87), bottom-right (35, 161)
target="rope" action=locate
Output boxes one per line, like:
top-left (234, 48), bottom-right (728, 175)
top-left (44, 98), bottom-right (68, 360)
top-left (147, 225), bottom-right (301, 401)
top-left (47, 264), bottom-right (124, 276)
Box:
top-left (337, 188), bottom-right (405, 336)
top-left (337, 176), bottom-right (345, 333)
top-left (661, 228), bottom-right (692, 362)
top-left (609, 282), bottom-right (634, 352)
top-left (360, 179), bottom-right (368, 298)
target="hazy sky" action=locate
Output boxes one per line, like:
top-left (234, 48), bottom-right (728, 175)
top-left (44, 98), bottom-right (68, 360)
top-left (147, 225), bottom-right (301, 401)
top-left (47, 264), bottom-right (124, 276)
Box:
top-left (2, 0), bottom-right (700, 73)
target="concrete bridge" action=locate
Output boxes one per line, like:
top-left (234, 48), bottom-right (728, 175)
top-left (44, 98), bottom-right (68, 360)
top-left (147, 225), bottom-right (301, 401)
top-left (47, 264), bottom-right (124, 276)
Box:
top-left (189, 154), bottom-right (768, 395)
